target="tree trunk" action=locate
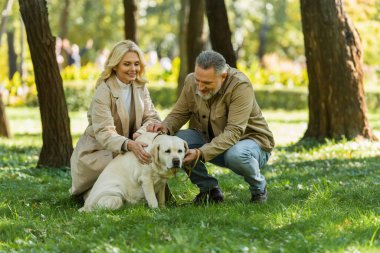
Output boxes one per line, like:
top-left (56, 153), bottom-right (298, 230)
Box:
top-left (300, 0), bottom-right (377, 141)
top-left (123, 0), bottom-right (137, 43)
top-left (58, 0), bottom-right (70, 39)
top-left (205, 0), bottom-right (236, 67)
top-left (187, 0), bottom-right (205, 75)
top-left (0, 0), bottom-right (13, 138)
top-left (7, 30), bottom-right (17, 80)
top-left (0, 93), bottom-right (10, 138)
top-left (19, 17), bottom-right (26, 85)
top-left (257, 5), bottom-right (270, 67)
top-left (177, 0), bottom-right (205, 96)
top-left (0, 0), bottom-right (14, 46)
top-left (19, 0), bottom-right (74, 167)
top-left (177, 0), bottom-right (189, 97)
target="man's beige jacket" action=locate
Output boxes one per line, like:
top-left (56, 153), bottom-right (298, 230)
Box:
top-left (164, 67), bottom-right (275, 162)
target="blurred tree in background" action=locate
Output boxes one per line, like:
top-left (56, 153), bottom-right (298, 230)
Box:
top-left (19, 0), bottom-right (73, 167)
top-left (177, 0), bottom-right (206, 96)
top-left (123, 0), bottom-right (137, 43)
top-left (205, 0), bottom-right (236, 67)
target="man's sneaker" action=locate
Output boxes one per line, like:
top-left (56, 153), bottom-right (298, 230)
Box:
top-left (193, 186), bottom-right (224, 205)
top-left (251, 187), bottom-right (268, 203)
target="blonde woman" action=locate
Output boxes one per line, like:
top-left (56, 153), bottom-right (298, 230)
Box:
top-left (70, 40), bottom-right (161, 198)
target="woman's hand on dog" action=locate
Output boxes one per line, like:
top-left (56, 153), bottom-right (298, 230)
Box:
top-left (132, 132), bottom-right (141, 140)
top-left (128, 140), bottom-right (152, 164)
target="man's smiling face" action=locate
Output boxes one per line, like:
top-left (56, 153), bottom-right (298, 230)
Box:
top-left (194, 66), bottom-right (227, 100)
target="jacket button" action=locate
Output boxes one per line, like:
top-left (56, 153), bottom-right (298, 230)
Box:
top-left (202, 115), bottom-right (206, 119)
top-left (202, 131), bottom-right (206, 134)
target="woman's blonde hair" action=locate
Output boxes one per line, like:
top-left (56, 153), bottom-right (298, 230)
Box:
top-left (95, 40), bottom-right (147, 87)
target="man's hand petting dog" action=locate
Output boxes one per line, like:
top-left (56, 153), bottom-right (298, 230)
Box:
top-left (147, 123), bottom-right (168, 134)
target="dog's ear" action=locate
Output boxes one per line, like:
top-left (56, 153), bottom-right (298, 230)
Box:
top-left (150, 144), bottom-right (160, 164)
top-left (183, 141), bottom-right (189, 153)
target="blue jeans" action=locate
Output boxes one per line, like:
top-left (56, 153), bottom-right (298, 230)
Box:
top-left (176, 129), bottom-right (271, 194)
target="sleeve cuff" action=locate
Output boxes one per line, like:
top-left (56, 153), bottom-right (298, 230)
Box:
top-left (122, 139), bottom-right (130, 152)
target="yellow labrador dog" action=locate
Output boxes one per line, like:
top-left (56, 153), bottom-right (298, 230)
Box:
top-left (80, 132), bottom-right (188, 212)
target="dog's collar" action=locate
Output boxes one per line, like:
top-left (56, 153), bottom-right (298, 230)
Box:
top-left (152, 131), bottom-right (167, 141)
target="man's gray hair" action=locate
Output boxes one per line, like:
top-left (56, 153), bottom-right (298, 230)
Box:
top-left (196, 50), bottom-right (227, 74)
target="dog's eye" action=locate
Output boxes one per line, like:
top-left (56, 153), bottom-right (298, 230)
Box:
top-left (178, 149), bottom-right (183, 153)
top-left (165, 149), bottom-right (171, 153)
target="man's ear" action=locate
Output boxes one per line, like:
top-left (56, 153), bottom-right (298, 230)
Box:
top-left (221, 71), bottom-right (228, 81)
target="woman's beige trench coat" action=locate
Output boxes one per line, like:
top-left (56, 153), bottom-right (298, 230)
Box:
top-left (70, 75), bottom-right (160, 196)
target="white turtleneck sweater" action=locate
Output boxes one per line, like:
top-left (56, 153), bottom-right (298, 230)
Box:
top-left (115, 77), bottom-right (132, 115)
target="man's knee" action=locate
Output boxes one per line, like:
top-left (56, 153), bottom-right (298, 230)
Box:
top-left (175, 129), bottom-right (204, 147)
top-left (224, 147), bottom-right (248, 167)
top-left (225, 145), bottom-right (260, 167)
top-left (175, 129), bottom-right (192, 141)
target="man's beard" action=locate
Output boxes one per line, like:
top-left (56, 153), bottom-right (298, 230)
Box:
top-left (196, 85), bottom-right (222, 101)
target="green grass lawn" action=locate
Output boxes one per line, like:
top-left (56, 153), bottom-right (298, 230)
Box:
top-left (1, 107), bottom-right (379, 253)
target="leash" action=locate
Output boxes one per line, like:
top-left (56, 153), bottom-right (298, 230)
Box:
top-left (152, 131), bottom-right (165, 141)
top-left (176, 148), bottom-right (201, 182)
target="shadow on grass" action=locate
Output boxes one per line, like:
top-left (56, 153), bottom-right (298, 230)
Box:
top-left (275, 137), bottom-right (334, 153)
top-left (0, 143), bottom-right (40, 153)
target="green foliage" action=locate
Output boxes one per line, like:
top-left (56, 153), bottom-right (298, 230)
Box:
top-left (64, 85), bottom-right (94, 112)
top-left (148, 86), bottom-right (177, 110)
top-left (254, 87), bottom-right (380, 111)
top-left (60, 63), bottom-right (101, 81)
top-left (227, 0), bottom-right (304, 63)
top-left (2, 0), bottom-right (380, 73)
top-left (344, 0), bottom-right (380, 66)
top-left (1, 107), bottom-right (380, 252)
top-left (47, 0), bottom-right (124, 50)
top-left (22, 80), bottom-right (380, 112)
top-left (0, 44), bottom-right (8, 82)
top-left (238, 60), bottom-right (309, 87)
top-left (254, 87), bottom-right (308, 110)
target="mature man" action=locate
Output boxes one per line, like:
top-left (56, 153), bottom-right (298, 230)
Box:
top-left (148, 50), bottom-right (274, 204)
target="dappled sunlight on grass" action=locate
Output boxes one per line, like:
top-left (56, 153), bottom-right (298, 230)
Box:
top-left (271, 139), bottom-right (380, 168)
top-left (264, 109), bottom-right (308, 146)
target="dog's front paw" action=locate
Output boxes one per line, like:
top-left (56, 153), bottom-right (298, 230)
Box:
top-left (148, 202), bottom-right (159, 208)
top-left (78, 206), bottom-right (89, 212)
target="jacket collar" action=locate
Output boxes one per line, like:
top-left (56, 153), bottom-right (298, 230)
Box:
top-left (104, 74), bottom-right (146, 137)
top-left (218, 65), bottom-right (233, 95)
top-left (106, 75), bottom-right (145, 98)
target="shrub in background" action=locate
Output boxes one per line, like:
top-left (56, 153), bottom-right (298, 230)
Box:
top-left (2, 58), bottom-right (379, 112)
top-left (20, 81), bottom-right (380, 112)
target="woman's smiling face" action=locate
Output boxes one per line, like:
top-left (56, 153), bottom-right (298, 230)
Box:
top-left (114, 51), bottom-right (141, 84)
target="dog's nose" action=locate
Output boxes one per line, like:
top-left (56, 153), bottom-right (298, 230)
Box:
top-left (172, 158), bottom-right (180, 168)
